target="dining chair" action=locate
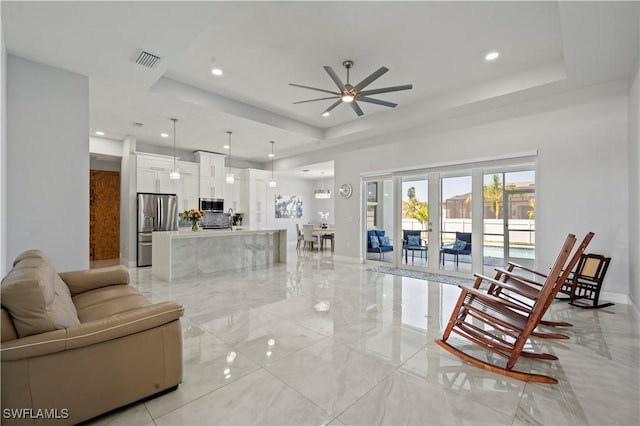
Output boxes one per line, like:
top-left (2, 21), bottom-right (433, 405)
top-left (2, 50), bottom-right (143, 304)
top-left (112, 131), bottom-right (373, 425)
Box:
top-left (302, 224), bottom-right (318, 251)
top-left (320, 233), bottom-right (335, 252)
top-left (295, 223), bottom-right (304, 249)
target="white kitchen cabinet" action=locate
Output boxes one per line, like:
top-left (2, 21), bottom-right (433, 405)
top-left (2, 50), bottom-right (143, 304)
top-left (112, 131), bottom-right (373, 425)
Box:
top-left (194, 151), bottom-right (226, 199)
top-left (137, 167), bottom-right (158, 193)
top-left (245, 169), bottom-right (269, 228)
top-left (176, 161), bottom-right (199, 211)
top-left (224, 168), bottom-right (245, 213)
top-left (136, 154), bottom-right (176, 194)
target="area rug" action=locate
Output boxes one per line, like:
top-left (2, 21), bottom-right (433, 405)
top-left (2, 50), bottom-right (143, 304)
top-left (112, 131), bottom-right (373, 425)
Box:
top-left (367, 266), bottom-right (478, 287)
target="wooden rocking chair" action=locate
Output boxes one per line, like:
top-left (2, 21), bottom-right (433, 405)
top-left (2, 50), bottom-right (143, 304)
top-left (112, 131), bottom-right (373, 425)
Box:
top-left (557, 253), bottom-right (613, 309)
top-left (485, 232), bottom-right (594, 339)
top-left (436, 234), bottom-right (576, 384)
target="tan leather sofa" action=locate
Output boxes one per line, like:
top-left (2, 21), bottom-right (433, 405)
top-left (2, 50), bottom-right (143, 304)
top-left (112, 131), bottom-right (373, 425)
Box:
top-left (1, 250), bottom-right (184, 425)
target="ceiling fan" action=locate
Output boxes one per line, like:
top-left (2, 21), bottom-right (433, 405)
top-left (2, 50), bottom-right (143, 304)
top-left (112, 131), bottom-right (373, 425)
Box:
top-left (289, 60), bottom-right (412, 117)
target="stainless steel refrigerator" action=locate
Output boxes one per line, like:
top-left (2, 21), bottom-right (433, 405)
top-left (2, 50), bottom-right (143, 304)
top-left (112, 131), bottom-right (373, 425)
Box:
top-left (137, 193), bottom-right (178, 267)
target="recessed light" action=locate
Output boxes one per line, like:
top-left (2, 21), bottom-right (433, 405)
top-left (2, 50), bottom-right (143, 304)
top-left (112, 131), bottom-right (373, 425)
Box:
top-left (485, 51), bottom-right (500, 62)
top-left (211, 68), bottom-right (223, 76)
top-left (160, 133), bottom-right (169, 138)
top-left (223, 145), bottom-right (230, 149)
top-left (95, 131), bottom-right (105, 136)
top-left (322, 111), bottom-right (330, 117)
top-left (268, 153), bottom-right (274, 158)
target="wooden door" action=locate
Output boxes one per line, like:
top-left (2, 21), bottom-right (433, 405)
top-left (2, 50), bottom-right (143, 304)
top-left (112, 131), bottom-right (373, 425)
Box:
top-left (90, 170), bottom-right (120, 261)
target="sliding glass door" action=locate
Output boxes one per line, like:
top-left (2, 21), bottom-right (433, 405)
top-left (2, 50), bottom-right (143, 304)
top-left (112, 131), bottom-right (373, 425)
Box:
top-left (362, 161), bottom-right (535, 277)
top-left (364, 177), bottom-right (395, 264)
top-left (439, 175), bottom-right (473, 273)
top-left (400, 175), bottom-right (430, 268)
top-left (482, 170), bottom-right (535, 273)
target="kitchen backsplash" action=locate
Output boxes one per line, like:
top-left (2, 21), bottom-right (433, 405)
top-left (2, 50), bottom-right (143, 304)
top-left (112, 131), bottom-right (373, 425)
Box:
top-left (200, 212), bottom-right (230, 228)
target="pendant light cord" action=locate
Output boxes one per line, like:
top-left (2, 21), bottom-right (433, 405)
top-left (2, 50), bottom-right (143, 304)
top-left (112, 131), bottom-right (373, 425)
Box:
top-left (172, 118), bottom-right (177, 169)
top-left (227, 131), bottom-right (232, 174)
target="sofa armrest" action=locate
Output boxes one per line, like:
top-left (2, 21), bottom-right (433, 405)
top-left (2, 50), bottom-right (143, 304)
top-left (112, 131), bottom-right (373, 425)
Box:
top-left (0, 302), bottom-right (183, 361)
top-left (59, 265), bottom-right (130, 295)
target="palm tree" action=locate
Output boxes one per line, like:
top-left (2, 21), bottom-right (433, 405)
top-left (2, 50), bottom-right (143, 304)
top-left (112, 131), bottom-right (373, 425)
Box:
top-left (484, 174), bottom-right (503, 219)
top-left (528, 198), bottom-right (536, 219)
top-left (403, 186), bottom-right (429, 230)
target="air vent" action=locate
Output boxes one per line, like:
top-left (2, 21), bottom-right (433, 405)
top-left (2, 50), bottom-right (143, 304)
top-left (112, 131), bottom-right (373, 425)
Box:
top-left (134, 50), bottom-right (161, 69)
top-left (129, 121), bottom-right (144, 127)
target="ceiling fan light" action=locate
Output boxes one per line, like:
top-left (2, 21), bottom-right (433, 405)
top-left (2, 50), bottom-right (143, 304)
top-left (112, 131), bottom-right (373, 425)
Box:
top-left (341, 94), bottom-right (354, 103)
top-left (322, 111), bottom-right (330, 117)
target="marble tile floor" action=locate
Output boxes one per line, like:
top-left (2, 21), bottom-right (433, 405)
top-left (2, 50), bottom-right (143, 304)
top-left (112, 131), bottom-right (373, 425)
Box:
top-left (87, 249), bottom-right (640, 425)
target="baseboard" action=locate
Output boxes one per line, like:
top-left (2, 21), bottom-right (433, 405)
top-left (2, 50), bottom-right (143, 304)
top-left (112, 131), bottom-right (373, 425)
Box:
top-left (121, 257), bottom-right (136, 268)
top-left (600, 291), bottom-right (632, 305)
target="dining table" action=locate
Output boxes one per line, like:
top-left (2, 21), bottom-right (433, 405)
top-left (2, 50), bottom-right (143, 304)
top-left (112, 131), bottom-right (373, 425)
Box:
top-left (313, 227), bottom-right (335, 251)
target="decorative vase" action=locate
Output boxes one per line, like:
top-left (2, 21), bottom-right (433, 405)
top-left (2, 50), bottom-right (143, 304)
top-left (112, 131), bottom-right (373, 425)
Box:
top-left (191, 221), bottom-right (199, 232)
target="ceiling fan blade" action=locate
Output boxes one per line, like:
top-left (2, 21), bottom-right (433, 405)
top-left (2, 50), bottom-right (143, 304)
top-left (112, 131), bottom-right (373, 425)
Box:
top-left (293, 96), bottom-right (340, 104)
top-left (354, 67), bottom-right (388, 92)
top-left (321, 99), bottom-right (343, 115)
top-left (289, 83), bottom-right (340, 96)
top-left (350, 101), bottom-right (364, 117)
top-left (359, 84), bottom-right (413, 97)
top-left (323, 66), bottom-right (345, 90)
top-left (357, 96), bottom-right (397, 108)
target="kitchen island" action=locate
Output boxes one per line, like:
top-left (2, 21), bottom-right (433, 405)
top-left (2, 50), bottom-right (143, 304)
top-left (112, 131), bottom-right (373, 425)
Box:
top-left (152, 228), bottom-right (287, 281)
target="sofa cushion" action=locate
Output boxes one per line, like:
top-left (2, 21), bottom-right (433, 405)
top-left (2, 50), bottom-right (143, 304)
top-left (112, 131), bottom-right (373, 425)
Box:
top-left (370, 235), bottom-right (380, 249)
top-left (1, 308), bottom-right (18, 342)
top-left (1, 256), bottom-right (80, 338)
top-left (379, 236), bottom-right (391, 247)
top-left (73, 285), bottom-right (151, 323)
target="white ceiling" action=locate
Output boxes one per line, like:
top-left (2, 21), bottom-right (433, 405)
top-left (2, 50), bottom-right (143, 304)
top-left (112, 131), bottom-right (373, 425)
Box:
top-left (2, 1), bottom-right (639, 176)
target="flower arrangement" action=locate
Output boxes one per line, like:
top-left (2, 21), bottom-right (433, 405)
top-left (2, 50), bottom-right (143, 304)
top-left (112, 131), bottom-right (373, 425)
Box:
top-left (318, 211), bottom-right (330, 228)
top-left (182, 209), bottom-right (205, 231)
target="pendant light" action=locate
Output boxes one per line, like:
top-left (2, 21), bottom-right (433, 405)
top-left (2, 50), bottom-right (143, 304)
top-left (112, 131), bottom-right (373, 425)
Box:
top-left (314, 171), bottom-right (331, 199)
top-left (169, 118), bottom-right (180, 180)
top-left (268, 140), bottom-right (277, 188)
top-left (225, 131), bottom-right (234, 184)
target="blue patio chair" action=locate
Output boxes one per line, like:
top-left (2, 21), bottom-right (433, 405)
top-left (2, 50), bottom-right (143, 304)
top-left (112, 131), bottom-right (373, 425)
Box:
top-left (440, 232), bottom-right (471, 266)
top-left (403, 230), bottom-right (427, 263)
top-left (367, 229), bottom-right (393, 260)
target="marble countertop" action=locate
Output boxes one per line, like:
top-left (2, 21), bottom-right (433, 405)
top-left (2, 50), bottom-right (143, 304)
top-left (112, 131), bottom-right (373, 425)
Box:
top-left (154, 228), bottom-right (286, 239)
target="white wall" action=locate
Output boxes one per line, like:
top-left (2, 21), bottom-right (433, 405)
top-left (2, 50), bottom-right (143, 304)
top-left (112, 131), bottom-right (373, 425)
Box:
top-left (333, 84), bottom-right (630, 297)
top-left (6, 55), bottom-right (89, 271)
top-left (89, 136), bottom-right (123, 158)
top-left (0, 14), bottom-right (7, 276)
top-left (629, 63), bottom-right (640, 308)
top-left (264, 175), bottom-right (332, 246)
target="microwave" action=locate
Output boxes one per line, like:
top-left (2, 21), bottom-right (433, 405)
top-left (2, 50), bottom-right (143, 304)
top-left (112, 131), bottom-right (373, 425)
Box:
top-left (199, 198), bottom-right (224, 212)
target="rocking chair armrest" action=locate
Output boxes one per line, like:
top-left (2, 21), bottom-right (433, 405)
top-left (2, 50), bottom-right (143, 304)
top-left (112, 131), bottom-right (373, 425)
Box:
top-left (494, 268), bottom-right (544, 288)
top-left (459, 283), bottom-right (532, 313)
top-left (473, 273), bottom-right (543, 301)
top-left (506, 262), bottom-right (548, 279)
